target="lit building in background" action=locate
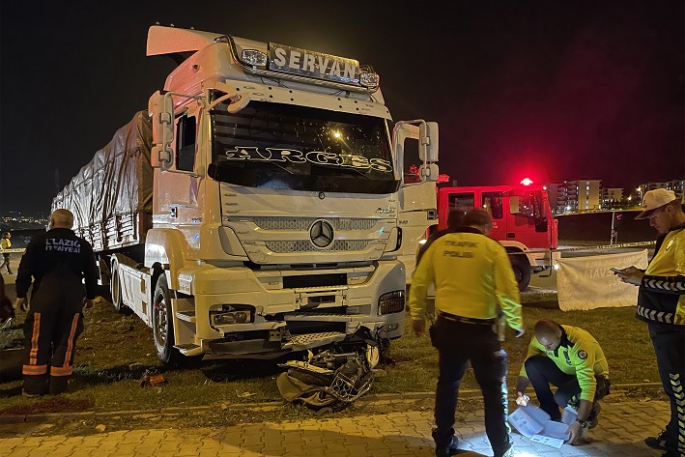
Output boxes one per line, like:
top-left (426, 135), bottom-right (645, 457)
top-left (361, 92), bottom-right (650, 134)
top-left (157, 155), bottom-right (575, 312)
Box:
top-left (603, 187), bottom-right (623, 204)
top-left (548, 179), bottom-right (602, 214)
top-left (638, 179), bottom-right (685, 201)
top-left (547, 178), bottom-right (684, 215)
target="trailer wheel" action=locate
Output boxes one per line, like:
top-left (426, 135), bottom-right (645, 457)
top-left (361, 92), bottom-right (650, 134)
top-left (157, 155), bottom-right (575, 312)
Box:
top-left (509, 254), bottom-right (532, 292)
top-left (97, 258), bottom-right (112, 302)
top-left (152, 274), bottom-right (182, 365)
top-left (110, 265), bottom-right (132, 315)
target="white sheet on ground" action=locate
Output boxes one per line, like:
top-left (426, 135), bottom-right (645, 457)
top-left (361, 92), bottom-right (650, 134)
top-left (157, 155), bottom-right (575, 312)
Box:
top-left (508, 404), bottom-right (577, 448)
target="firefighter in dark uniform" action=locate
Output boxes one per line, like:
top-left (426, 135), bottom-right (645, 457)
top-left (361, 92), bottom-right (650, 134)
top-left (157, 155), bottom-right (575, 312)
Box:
top-left (617, 188), bottom-right (685, 457)
top-left (409, 209), bottom-right (524, 457)
top-left (15, 209), bottom-right (98, 396)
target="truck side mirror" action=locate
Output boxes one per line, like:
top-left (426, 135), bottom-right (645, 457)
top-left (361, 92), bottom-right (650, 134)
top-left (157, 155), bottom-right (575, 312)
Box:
top-left (148, 91), bottom-right (175, 170)
top-left (509, 196), bottom-right (521, 214)
top-left (418, 122), bottom-right (439, 163)
top-left (420, 163), bottom-right (440, 182)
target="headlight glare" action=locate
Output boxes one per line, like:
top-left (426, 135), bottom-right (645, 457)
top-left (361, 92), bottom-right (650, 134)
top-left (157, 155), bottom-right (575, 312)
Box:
top-left (378, 290), bottom-right (405, 315)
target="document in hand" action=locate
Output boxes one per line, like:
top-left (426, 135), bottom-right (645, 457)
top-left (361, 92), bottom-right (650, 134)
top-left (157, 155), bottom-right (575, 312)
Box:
top-left (507, 405), bottom-right (577, 449)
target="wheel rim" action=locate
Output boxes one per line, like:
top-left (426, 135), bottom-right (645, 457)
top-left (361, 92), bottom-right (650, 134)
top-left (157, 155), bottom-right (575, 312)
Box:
top-left (154, 290), bottom-right (168, 348)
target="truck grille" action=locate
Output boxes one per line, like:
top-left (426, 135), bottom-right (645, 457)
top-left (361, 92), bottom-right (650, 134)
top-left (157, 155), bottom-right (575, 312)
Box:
top-left (253, 217), bottom-right (377, 231)
top-left (266, 240), bottom-right (370, 253)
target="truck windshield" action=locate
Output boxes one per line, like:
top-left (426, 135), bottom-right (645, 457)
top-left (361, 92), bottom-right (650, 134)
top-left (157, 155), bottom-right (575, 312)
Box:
top-left (209, 101), bottom-right (398, 194)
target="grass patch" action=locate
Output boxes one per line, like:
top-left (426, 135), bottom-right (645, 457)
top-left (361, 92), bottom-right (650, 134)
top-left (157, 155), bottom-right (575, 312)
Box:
top-left (0, 300), bottom-right (660, 417)
top-left (1, 397), bottom-right (93, 416)
top-left (383, 306), bottom-right (660, 395)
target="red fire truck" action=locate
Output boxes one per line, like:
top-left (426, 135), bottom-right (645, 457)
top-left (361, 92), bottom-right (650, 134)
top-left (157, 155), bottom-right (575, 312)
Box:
top-left (434, 181), bottom-right (558, 290)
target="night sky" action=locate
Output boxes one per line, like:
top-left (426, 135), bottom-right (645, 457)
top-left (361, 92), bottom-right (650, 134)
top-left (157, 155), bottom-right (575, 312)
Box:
top-left (1, 0), bottom-right (683, 215)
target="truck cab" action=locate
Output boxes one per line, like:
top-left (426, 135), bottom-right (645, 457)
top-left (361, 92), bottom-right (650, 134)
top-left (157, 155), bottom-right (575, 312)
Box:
top-left (55, 26), bottom-right (439, 364)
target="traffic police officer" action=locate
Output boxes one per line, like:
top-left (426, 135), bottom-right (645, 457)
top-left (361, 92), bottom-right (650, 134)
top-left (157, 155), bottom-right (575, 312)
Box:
top-left (409, 208), bottom-right (524, 457)
top-left (516, 319), bottom-right (610, 444)
top-left (618, 188), bottom-right (685, 457)
top-left (15, 209), bottom-right (98, 396)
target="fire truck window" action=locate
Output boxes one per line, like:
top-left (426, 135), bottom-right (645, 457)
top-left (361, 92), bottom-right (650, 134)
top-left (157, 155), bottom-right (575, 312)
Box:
top-left (515, 195), bottom-right (535, 218)
top-left (482, 192), bottom-right (503, 219)
top-left (449, 193), bottom-right (474, 213)
top-left (176, 116), bottom-right (196, 172)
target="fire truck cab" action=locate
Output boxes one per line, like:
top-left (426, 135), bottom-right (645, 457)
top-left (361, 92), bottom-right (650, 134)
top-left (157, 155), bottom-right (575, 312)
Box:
top-left (436, 183), bottom-right (559, 290)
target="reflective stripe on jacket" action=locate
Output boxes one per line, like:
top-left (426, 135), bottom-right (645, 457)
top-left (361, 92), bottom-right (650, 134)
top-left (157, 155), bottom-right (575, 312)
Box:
top-left (519, 325), bottom-right (609, 401)
top-left (637, 224), bottom-right (685, 326)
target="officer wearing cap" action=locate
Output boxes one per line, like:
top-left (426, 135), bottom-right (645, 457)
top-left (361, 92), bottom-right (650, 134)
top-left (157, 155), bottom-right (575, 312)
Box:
top-left (409, 208), bottom-right (524, 457)
top-left (616, 188), bottom-right (685, 457)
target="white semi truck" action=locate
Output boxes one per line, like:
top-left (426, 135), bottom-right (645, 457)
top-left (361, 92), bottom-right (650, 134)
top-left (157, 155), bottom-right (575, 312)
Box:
top-left (52, 26), bottom-right (438, 364)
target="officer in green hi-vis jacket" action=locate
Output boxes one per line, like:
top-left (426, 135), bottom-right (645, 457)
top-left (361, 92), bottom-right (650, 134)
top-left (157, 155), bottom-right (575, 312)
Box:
top-left (516, 319), bottom-right (610, 445)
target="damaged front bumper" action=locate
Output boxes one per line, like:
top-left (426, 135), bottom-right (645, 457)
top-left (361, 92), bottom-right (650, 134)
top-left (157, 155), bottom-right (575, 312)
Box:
top-left (199, 312), bottom-right (401, 360)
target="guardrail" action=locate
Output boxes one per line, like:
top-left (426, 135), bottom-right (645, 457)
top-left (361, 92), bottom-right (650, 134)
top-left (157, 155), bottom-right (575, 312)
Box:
top-left (516, 240), bottom-right (656, 255)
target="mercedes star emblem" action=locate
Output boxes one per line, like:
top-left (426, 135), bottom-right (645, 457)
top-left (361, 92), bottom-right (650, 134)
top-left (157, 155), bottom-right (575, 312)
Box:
top-left (309, 220), bottom-right (334, 248)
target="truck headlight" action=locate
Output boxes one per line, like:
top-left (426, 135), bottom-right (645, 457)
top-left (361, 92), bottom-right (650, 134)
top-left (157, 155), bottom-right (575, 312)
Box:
top-left (210, 305), bottom-right (253, 326)
top-left (241, 49), bottom-right (267, 67)
top-left (378, 290), bottom-right (405, 315)
top-left (360, 71), bottom-right (380, 89)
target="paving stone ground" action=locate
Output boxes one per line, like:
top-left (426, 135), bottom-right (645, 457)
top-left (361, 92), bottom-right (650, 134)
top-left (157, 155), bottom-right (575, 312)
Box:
top-left (0, 400), bottom-right (669, 457)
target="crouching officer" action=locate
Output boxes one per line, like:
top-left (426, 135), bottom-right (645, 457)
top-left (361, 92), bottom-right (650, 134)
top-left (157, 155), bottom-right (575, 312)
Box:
top-left (516, 319), bottom-right (610, 445)
top-left (15, 209), bottom-right (98, 396)
top-left (409, 209), bottom-right (524, 457)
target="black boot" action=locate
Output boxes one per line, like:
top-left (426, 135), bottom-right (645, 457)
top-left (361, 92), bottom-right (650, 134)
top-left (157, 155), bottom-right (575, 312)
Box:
top-left (433, 430), bottom-right (460, 457)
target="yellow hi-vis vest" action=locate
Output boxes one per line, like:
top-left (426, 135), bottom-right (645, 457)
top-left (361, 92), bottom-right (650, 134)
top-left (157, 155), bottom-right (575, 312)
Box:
top-left (637, 224), bottom-right (685, 326)
top-left (408, 229), bottom-right (523, 331)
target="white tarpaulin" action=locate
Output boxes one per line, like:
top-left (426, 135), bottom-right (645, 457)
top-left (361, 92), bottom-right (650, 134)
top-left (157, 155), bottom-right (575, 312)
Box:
top-left (556, 250), bottom-right (648, 311)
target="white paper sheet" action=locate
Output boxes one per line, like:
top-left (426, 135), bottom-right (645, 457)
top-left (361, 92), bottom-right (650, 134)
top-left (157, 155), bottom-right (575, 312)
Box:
top-left (542, 421), bottom-right (571, 440)
top-left (561, 406), bottom-right (578, 425)
top-left (530, 434), bottom-right (565, 448)
top-left (508, 404), bottom-right (571, 448)
top-left (507, 408), bottom-right (544, 438)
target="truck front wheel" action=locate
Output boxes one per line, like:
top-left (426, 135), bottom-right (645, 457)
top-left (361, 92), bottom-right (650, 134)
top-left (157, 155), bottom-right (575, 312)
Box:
top-left (509, 255), bottom-right (532, 292)
top-left (152, 274), bottom-right (182, 365)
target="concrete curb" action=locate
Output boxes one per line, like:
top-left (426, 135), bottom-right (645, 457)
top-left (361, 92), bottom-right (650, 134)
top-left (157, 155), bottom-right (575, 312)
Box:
top-left (0, 383), bottom-right (664, 425)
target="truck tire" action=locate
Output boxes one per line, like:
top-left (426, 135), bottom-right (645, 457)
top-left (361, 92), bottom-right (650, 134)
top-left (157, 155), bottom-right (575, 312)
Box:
top-left (152, 274), bottom-right (182, 365)
top-left (110, 265), bottom-right (132, 315)
top-left (97, 257), bottom-right (112, 302)
top-left (509, 254), bottom-right (532, 292)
